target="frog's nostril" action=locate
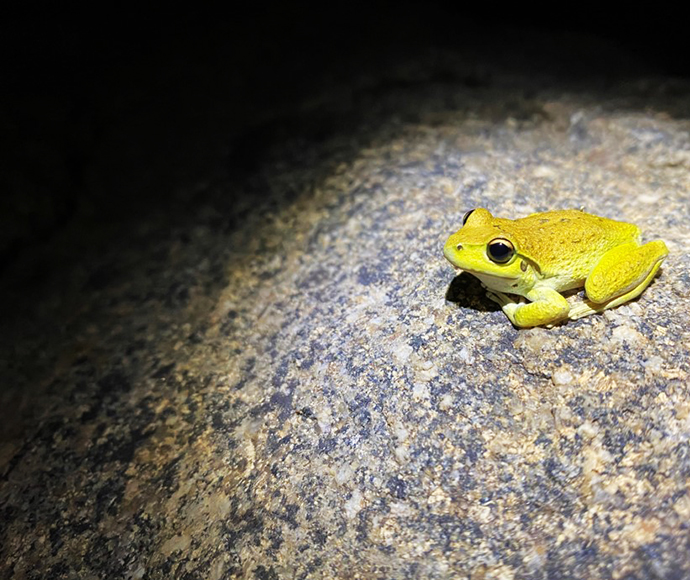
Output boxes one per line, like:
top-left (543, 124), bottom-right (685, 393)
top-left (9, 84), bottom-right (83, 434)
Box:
top-left (456, 244), bottom-right (462, 251)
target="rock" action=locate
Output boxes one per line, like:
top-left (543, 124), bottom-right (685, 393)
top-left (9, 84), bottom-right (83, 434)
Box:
top-left (2, 26), bottom-right (690, 580)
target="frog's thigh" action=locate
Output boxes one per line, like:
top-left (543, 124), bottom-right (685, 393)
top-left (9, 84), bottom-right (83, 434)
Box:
top-left (585, 240), bottom-right (668, 307)
top-left (502, 287), bottom-right (569, 328)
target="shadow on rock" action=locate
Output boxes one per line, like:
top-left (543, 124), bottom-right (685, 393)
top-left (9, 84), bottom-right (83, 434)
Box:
top-left (445, 272), bottom-right (501, 313)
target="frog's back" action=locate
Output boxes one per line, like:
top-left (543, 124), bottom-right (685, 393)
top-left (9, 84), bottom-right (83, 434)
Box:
top-left (519, 210), bottom-right (640, 241)
top-left (506, 210), bottom-right (640, 277)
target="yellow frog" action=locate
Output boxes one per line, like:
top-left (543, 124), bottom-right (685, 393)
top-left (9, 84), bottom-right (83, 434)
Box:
top-left (444, 208), bottom-right (668, 328)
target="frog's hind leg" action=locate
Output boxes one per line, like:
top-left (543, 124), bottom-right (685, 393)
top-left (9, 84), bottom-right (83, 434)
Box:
top-left (569, 240), bottom-right (668, 320)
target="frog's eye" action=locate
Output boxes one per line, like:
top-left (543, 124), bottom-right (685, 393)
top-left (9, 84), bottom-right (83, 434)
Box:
top-left (462, 209), bottom-right (475, 225)
top-left (487, 238), bottom-right (515, 264)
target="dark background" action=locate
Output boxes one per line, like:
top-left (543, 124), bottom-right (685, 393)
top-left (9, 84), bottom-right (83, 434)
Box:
top-left (1, 5), bottom-right (688, 299)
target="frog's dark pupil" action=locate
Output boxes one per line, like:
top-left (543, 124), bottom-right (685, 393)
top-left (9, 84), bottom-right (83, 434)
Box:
top-left (462, 209), bottom-right (475, 225)
top-left (488, 240), bottom-right (514, 263)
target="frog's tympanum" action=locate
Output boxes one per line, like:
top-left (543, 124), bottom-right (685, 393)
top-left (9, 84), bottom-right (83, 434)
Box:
top-left (444, 208), bottom-right (668, 328)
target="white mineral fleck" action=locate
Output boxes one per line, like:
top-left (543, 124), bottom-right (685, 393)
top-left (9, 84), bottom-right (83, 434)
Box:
top-left (644, 355), bottom-right (664, 374)
top-left (412, 383), bottom-right (430, 401)
top-left (552, 368), bottom-right (574, 386)
top-left (345, 489), bottom-right (363, 519)
top-left (439, 394), bottom-right (454, 410)
top-left (394, 343), bottom-right (414, 363)
top-left (611, 325), bottom-right (644, 345)
top-left (458, 347), bottom-right (474, 364)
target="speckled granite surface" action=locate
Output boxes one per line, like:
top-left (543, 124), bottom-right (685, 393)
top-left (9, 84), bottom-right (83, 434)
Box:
top-left (2, 47), bottom-right (690, 579)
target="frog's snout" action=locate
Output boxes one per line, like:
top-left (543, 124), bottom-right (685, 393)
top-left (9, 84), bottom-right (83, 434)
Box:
top-left (443, 238), bottom-right (462, 268)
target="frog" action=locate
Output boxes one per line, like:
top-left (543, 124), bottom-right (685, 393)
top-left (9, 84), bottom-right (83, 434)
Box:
top-left (443, 208), bottom-right (668, 328)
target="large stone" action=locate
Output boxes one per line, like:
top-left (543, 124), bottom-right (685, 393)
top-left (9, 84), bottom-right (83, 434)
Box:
top-left (2, 35), bottom-right (690, 580)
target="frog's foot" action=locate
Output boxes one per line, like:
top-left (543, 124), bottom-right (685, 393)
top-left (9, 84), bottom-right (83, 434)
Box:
top-left (485, 289), bottom-right (522, 308)
top-left (488, 287), bottom-right (570, 328)
top-left (568, 299), bottom-right (600, 320)
top-left (485, 290), bottom-right (521, 324)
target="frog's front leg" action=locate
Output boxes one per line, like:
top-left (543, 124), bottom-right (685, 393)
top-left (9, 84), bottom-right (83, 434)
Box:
top-left (487, 287), bottom-right (569, 328)
top-left (570, 240), bottom-right (668, 320)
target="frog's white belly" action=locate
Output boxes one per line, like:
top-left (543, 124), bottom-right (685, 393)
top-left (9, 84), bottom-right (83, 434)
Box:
top-left (470, 269), bottom-right (585, 297)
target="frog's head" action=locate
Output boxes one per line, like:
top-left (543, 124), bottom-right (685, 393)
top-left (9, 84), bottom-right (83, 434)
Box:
top-left (444, 208), bottom-right (525, 281)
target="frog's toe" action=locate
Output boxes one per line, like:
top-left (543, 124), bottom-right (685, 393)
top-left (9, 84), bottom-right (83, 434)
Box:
top-left (486, 290), bottom-right (514, 307)
top-left (568, 301), bottom-right (598, 320)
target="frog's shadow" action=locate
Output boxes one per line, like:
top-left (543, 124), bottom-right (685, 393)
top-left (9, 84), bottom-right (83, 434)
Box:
top-left (445, 272), bottom-right (501, 313)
